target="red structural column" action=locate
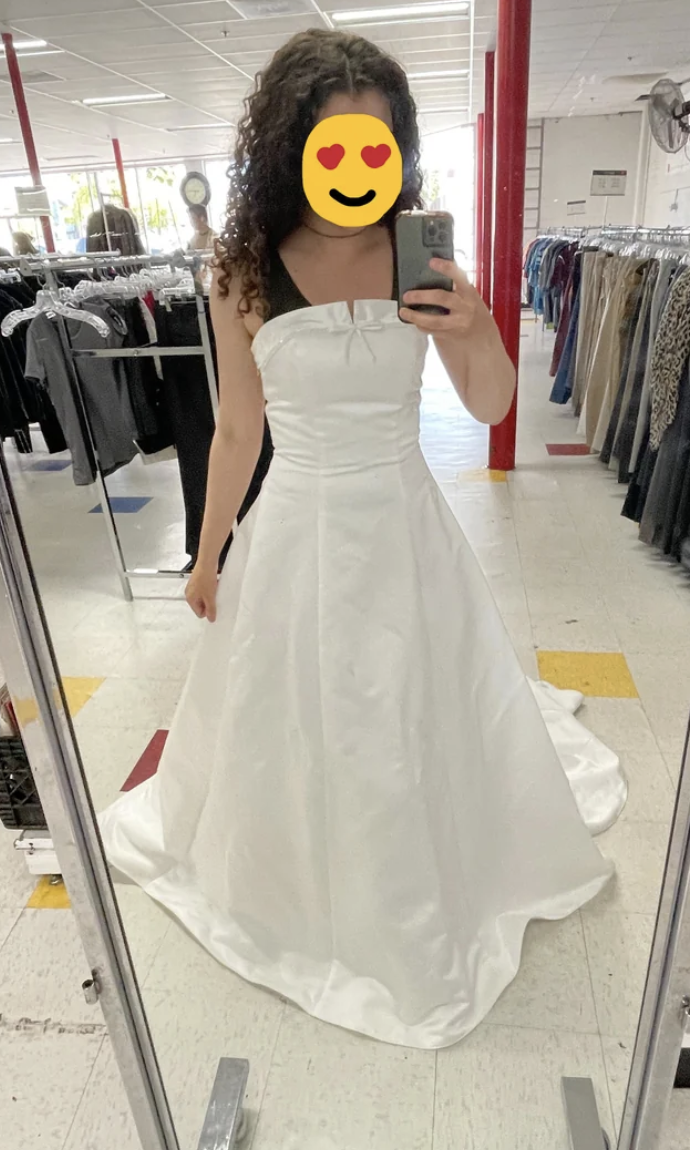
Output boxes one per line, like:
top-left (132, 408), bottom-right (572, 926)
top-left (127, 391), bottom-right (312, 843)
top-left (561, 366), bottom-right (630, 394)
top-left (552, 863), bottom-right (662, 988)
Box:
top-left (489, 0), bottom-right (532, 472)
top-left (481, 50), bottom-right (495, 311)
top-left (1, 32), bottom-right (55, 253)
top-left (112, 138), bottom-right (130, 209)
top-left (474, 114), bottom-right (485, 296)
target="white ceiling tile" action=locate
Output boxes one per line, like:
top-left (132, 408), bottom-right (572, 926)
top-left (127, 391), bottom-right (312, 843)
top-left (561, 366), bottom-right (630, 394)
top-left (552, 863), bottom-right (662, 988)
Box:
top-left (209, 13), bottom-right (321, 38)
top-left (59, 27), bottom-right (191, 53)
top-left (147, 0), bottom-right (233, 6)
top-left (533, 4), bottom-right (617, 26)
top-left (6, 0), bottom-right (137, 14)
top-left (95, 44), bottom-right (210, 67)
top-left (15, 10), bottom-right (164, 37)
top-left (161, 1), bottom-right (243, 22)
top-left (531, 23), bottom-right (607, 45)
top-left (595, 27), bottom-right (690, 43)
top-left (181, 21), bottom-right (256, 41)
top-left (609, 0), bottom-right (690, 20)
top-left (532, 0), bottom-right (616, 7)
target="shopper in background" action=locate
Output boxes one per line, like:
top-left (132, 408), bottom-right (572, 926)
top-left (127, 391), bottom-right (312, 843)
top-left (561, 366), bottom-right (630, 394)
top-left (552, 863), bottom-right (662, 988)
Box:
top-left (86, 205), bottom-right (144, 257)
top-left (12, 231), bottom-right (37, 257)
top-left (187, 204), bottom-right (217, 252)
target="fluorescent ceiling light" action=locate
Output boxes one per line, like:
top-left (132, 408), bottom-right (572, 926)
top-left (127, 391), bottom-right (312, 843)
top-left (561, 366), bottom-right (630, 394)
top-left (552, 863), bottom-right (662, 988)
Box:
top-left (0, 138), bottom-right (14, 144)
top-left (333, 2), bottom-right (468, 24)
top-left (14, 49), bottom-right (64, 58)
top-left (409, 68), bottom-right (469, 79)
top-left (81, 92), bottom-right (168, 107)
top-left (0, 40), bottom-right (63, 57)
top-left (166, 124), bottom-right (230, 132)
top-left (0, 39), bottom-right (47, 51)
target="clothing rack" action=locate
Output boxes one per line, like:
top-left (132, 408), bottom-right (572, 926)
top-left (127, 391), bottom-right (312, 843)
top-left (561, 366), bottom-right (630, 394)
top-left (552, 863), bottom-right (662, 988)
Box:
top-left (3, 251), bottom-right (218, 601)
top-left (535, 224), bottom-right (690, 572)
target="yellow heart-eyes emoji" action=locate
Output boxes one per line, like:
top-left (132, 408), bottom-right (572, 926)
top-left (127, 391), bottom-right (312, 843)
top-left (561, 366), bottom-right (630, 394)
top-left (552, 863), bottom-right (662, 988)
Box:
top-left (302, 114), bottom-right (403, 228)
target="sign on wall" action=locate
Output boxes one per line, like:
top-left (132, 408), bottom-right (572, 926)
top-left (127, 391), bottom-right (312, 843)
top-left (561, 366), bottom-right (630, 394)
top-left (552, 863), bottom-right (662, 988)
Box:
top-left (15, 186), bottom-right (50, 216)
top-left (567, 199), bottom-right (587, 216)
top-left (590, 170), bottom-right (628, 197)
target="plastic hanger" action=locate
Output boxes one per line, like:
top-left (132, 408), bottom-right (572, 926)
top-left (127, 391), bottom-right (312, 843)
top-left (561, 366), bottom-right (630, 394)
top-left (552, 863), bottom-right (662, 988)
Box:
top-left (1, 289), bottom-right (111, 339)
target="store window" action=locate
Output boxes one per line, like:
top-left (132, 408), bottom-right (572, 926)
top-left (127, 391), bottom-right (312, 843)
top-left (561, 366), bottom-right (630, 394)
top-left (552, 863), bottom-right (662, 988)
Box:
top-left (421, 124), bottom-right (475, 278)
top-left (0, 164), bottom-right (192, 255)
top-left (0, 174), bottom-right (47, 254)
top-left (131, 164), bottom-right (188, 252)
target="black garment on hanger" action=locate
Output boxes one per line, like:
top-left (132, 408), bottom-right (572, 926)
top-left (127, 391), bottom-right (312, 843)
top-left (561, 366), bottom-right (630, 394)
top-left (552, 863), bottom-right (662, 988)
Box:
top-left (622, 426), bottom-right (656, 525)
top-left (109, 299), bottom-right (174, 455)
top-left (0, 281), bottom-right (67, 454)
top-left (639, 360), bottom-right (690, 560)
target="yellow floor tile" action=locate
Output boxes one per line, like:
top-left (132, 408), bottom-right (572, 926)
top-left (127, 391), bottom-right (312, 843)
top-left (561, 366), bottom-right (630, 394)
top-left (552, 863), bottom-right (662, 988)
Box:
top-left (457, 468), bottom-right (507, 483)
top-left (27, 876), bottom-right (71, 910)
top-left (537, 651), bottom-right (638, 699)
top-left (12, 677), bottom-right (104, 729)
top-left (61, 677), bottom-right (104, 717)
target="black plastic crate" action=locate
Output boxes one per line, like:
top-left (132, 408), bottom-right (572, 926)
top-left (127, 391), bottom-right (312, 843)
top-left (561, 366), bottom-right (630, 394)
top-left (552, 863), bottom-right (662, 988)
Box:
top-left (0, 736), bottom-right (47, 830)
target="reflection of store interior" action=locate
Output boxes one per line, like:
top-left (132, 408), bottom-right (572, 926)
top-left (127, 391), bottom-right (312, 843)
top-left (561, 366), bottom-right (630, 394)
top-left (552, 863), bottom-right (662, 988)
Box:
top-left (0, 5), bottom-right (690, 1150)
top-left (0, 160), bottom-right (232, 255)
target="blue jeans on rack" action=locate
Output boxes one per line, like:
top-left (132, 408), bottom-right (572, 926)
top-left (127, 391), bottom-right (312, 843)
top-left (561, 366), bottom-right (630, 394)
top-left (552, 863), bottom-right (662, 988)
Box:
top-left (550, 288), bottom-right (581, 405)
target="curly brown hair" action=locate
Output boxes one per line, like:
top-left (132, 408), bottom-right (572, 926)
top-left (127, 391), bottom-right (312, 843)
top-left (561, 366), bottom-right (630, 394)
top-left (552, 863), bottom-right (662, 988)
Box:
top-left (216, 28), bottom-right (424, 315)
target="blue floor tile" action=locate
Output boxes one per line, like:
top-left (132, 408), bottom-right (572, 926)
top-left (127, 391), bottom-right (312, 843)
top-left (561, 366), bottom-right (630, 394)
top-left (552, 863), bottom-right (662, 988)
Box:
top-left (29, 459), bottom-right (71, 472)
top-left (89, 497), bottom-right (152, 515)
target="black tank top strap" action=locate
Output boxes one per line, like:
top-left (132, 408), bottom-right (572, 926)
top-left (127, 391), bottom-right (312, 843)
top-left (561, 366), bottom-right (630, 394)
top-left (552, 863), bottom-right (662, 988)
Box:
top-left (266, 252), bottom-right (310, 319)
top-left (266, 235), bottom-right (398, 319)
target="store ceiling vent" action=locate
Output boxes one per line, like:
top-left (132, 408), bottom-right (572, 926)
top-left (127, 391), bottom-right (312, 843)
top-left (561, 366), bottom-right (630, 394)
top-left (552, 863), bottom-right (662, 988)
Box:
top-left (230, 0), bottom-right (314, 17)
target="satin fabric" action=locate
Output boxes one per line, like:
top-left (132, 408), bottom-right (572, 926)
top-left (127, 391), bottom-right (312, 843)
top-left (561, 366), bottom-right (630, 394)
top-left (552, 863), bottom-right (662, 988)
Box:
top-left (100, 300), bottom-right (625, 1049)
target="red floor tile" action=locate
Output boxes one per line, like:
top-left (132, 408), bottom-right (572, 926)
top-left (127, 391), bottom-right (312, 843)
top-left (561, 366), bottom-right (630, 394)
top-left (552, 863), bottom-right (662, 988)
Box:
top-left (546, 443), bottom-right (591, 456)
top-left (122, 730), bottom-right (168, 792)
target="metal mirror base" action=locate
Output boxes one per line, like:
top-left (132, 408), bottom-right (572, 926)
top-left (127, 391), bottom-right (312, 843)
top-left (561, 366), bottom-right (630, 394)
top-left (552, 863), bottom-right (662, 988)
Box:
top-left (197, 1059), bottom-right (250, 1150)
top-left (562, 1077), bottom-right (609, 1150)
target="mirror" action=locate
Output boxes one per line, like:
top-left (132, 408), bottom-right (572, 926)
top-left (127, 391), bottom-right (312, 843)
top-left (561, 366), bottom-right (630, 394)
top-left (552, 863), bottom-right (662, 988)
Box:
top-left (1, 6), bottom-right (690, 1150)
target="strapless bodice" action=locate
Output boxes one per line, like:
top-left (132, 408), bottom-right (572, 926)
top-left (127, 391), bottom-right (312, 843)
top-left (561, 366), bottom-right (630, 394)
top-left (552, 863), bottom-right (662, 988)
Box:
top-left (251, 300), bottom-right (428, 474)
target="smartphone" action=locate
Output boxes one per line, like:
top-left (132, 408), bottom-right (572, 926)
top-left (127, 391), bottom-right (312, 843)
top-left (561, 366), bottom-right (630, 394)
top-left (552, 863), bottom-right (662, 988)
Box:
top-left (395, 210), bottom-right (454, 321)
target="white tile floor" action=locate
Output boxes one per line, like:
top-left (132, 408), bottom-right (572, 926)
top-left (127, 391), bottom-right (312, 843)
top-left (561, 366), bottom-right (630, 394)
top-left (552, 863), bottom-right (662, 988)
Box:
top-left (1, 323), bottom-right (689, 1149)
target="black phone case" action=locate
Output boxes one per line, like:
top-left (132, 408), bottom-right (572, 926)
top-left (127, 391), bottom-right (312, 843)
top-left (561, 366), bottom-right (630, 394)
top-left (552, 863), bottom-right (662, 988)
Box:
top-left (395, 211), bottom-right (454, 322)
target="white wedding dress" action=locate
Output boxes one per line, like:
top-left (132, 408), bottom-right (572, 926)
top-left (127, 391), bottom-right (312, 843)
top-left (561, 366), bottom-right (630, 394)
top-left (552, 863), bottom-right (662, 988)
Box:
top-left (101, 297), bottom-right (627, 1050)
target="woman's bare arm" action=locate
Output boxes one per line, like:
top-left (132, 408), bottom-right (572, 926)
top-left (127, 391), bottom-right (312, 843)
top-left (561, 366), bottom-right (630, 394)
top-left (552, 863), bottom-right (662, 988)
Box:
top-left (400, 259), bottom-right (516, 426)
top-left (195, 271), bottom-right (265, 573)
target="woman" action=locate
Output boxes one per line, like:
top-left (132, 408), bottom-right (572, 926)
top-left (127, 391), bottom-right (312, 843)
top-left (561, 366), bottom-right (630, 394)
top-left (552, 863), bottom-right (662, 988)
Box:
top-left (101, 29), bottom-right (626, 1049)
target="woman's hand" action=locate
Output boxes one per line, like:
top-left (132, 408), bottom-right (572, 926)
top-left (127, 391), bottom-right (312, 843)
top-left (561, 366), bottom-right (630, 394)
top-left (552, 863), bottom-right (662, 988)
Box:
top-left (399, 258), bottom-right (478, 338)
top-left (185, 564), bottom-right (219, 622)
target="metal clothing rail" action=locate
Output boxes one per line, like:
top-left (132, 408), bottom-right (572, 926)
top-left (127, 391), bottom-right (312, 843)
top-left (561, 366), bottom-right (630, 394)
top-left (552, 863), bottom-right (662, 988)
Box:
top-left (544, 225), bottom-right (690, 244)
top-left (14, 252), bottom-right (218, 601)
